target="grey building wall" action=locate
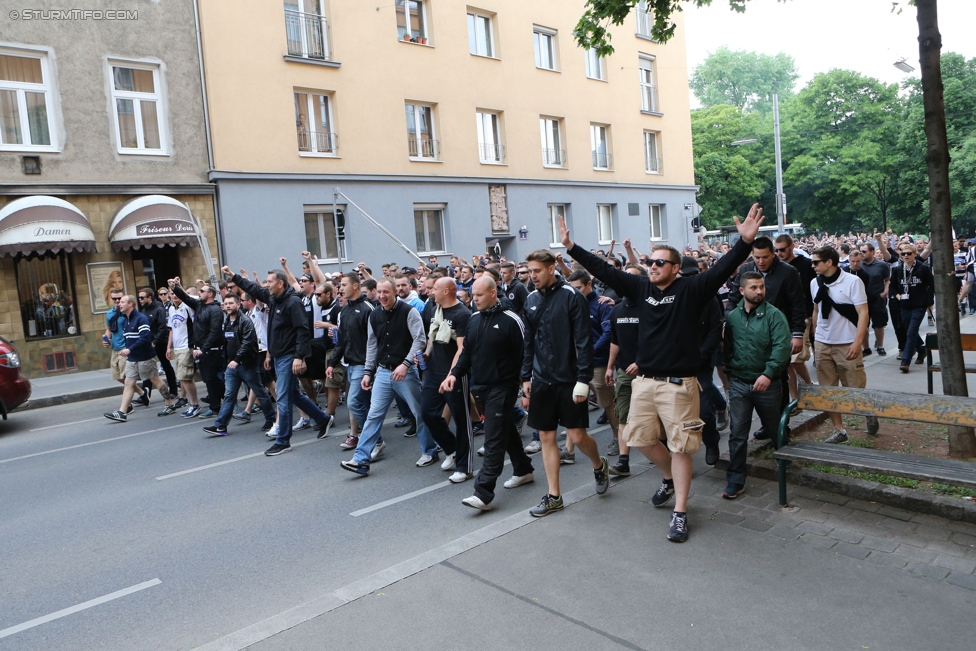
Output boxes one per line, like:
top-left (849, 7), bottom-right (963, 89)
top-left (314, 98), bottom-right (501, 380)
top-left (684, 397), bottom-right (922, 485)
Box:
top-left (0, 1), bottom-right (209, 186)
top-left (214, 175), bottom-right (697, 274)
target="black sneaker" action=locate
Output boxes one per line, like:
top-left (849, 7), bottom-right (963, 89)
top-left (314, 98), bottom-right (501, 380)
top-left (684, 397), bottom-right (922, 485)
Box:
top-left (136, 393), bottom-right (150, 407)
top-left (723, 483), bottom-right (744, 500)
top-left (125, 404), bottom-right (134, 415)
top-left (594, 456), bottom-right (610, 495)
top-left (753, 427), bottom-right (771, 440)
top-left (916, 347), bottom-right (926, 364)
top-left (876, 347), bottom-right (886, 356)
top-left (203, 425), bottom-right (228, 437)
top-left (317, 414), bottom-right (335, 439)
top-left (174, 397), bottom-right (188, 409)
top-left (261, 420), bottom-right (276, 432)
top-left (651, 481), bottom-right (675, 507)
top-left (596, 411), bottom-right (609, 425)
top-left (529, 493), bottom-right (564, 517)
top-left (862, 348), bottom-right (872, 358)
top-left (104, 410), bottom-right (127, 422)
top-left (265, 443), bottom-right (291, 456)
top-left (667, 512), bottom-right (689, 543)
top-left (608, 461), bottom-right (630, 477)
top-left (705, 445), bottom-right (720, 466)
top-left (472, 420), bottom-right (485, 436)
top-left (158, 404), bottom-right (179, 417)
top-left (403, 420), bottom-right (417, 437)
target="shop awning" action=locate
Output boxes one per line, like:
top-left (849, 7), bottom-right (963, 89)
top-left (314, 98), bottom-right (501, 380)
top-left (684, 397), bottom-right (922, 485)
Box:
top-left (0, 196), bottom-right (97, 257)
top-left (108, 195), bottom-right (200, 252)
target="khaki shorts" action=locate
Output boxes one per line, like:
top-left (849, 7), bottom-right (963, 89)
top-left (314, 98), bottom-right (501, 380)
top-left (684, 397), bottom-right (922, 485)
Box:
top-left (173, 348), bottom-right (195, 382)
top-left (324, 349), bottom-right (347, 389)
top-left (624, 375), bottom-right (703, 454)
top-left (814, 342), bottom-right (866, 388)
top-left (126, 358), bottom-right (159, 382)
top-left (110, 349), bottom-right (127, 381)
top-left (791, 318), bottom-right (812, 364)
top-left (613, 370), bottom-right (634, 424)
top-left (590, 366), bottom-right (616, 411)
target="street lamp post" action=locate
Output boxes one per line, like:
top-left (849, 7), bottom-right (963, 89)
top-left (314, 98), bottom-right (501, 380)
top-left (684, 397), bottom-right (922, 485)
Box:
top-left (731, 93), bottom-right (786, 234)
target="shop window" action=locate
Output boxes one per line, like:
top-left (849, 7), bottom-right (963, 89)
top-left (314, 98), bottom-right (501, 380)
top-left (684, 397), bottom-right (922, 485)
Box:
top-left (15, 252), bottom-right (78, 339)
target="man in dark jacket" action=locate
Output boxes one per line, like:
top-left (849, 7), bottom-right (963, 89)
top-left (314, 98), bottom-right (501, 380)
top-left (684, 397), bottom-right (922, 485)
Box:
top-left (443, 276), bottom-right (534, 510)
top-left (328, 272), bottom-right (375, 452)
top-left (560, 205), bottom-right (765, 543)
top-left (223, 266), bottom-right (332, 455)
top-left (171, 279), bottom-right (225, 418)
top-left (521, 249), bottom-right (610, 518)
top-left (104, 295), bottom-right (175, 422)
top-left (203, 293), bottom-right (275, 436)
top-left (890, 243), bottom-right (935, 372)
top-left (138, 288), bottom-right (177, 402)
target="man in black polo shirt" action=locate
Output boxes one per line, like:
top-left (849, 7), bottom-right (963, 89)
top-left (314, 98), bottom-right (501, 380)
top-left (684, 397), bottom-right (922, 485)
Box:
top-left (857, 242), bottom-right (891, 356)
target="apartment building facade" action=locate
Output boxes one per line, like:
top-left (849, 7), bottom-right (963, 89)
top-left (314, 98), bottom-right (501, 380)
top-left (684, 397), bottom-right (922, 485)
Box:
top-left (0, 2), bottom-right (218, 375)
top-left (199, 0), bottom-right (697, 273)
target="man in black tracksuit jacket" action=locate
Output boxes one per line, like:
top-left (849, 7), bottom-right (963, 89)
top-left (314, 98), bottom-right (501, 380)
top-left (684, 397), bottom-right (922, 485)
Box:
top-left (561, 206), bottom-right (763, 543)
top-left (172, 280), bottom-right (225, 414)
top-left (225, 267), bottom-right (331, 454)
top-left (444, 276), bottom-right (534, 510)
top-left (328, 272), bottom-right (375, 447)
top-left (138, 289), bottom-right (176, 399)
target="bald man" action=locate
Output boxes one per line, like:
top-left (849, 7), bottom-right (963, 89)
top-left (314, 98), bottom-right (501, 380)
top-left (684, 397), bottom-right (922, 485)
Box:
top-left (421, 277), bottom-right (475, 482)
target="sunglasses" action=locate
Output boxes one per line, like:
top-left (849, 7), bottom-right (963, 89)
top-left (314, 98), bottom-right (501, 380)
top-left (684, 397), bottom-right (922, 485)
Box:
top-left (111, 297), bottom-right (122, 301)
top-left (774, 247), bottom-right (789, 252)
top-left (901, 251), bottom-right (915, 256)
top-left (518, 271), bottom-right (529, 275)
top-left (647, 259), bottom-right (675, 267)
top-left (811, 259), bottom-right (824, 265)
top-left (314, 292), bottom-right (323, 296)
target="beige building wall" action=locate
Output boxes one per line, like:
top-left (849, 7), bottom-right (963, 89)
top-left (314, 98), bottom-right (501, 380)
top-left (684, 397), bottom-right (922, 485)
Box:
top-left (199, 0), bottom-right (693, 185)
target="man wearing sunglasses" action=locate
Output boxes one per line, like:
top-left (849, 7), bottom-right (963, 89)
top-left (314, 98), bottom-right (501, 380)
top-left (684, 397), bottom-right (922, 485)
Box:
top-left (890, 244), bottom-right (934, 373)
top-left (171, 278), bottom-right (226, 418)
top-left (559, 203), bottom-right (766, 543)
top-left (103, 287), bottom-right (149, 407)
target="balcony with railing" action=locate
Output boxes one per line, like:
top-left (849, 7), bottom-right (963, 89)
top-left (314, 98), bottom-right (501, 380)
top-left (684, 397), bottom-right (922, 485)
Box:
top-left (641, 85), bottom-right (659, 113)
top-left (297, 129), bottom-right (338, 154)
top-left (592, 151), bottom-right (613, 169)
top-left (636, 8), bottom-right (653, 38)
top-left (285, 10), bottom-right (330, 60)
top-left (542, 148), bottom-right (566, 167)
top-left (645, 156), bottom-right (662, 173)
top-left (408, 138), bottom-right (439, 159)
top-left (478, 142), bottom-right (504, 163)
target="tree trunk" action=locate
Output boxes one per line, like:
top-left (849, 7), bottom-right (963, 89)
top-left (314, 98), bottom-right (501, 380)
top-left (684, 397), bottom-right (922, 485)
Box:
top-left (916, 0), bottom-right (976, 458)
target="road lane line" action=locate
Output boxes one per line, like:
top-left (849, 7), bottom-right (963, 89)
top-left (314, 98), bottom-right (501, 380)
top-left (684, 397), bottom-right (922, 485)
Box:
top-left (0, 422), bottom-right (197, 465)
top-left (0, 578), bottom-right (161, 640)
top-left (29, 416), bottom-right (103, 432)
top-left (154, 417), bottom-right (396, 481)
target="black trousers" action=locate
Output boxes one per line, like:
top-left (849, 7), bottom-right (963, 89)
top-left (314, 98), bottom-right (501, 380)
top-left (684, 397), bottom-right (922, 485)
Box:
top-left (198, 349), bottom-right (225, 412)
top-left (421, 371), bottom-right (473, 473)
top-left (472, 384), bottom-right (534, 504)
top-left (155, 340), bottom-right (178, 397)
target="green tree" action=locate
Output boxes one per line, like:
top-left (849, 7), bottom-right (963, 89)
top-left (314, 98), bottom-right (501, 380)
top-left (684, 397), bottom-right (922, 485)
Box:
top-left (690, 47), bottom-right (798, 113)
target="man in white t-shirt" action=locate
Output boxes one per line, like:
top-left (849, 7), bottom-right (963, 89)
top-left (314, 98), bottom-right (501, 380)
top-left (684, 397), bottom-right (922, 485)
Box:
top-left (166, 291), bottom-right (199, 416)
top-left (810, 246), bottom-right (875, 444)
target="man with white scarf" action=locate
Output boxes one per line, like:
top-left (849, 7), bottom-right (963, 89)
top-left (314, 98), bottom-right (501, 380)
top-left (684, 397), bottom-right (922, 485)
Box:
top-left (420, 277), bottom-right (475, 482)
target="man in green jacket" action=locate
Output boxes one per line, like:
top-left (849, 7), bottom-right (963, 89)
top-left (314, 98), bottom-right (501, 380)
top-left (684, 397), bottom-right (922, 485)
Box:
top-left (723, 271), bottom-right (791, 499)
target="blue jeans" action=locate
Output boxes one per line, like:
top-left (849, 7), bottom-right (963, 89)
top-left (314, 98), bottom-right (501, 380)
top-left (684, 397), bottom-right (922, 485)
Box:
top-left (346, 365), bottom-right (370, 428)
top-left (215, 363), bottom-right (274, 429)
top-left (899, 306), bottom-right (926, 365)
top-left (353, 366), bottom-right (436, 465)
top-left (727, 376), bottom-right (783, 488)
top-left (274, 355), bottom-right (328, 445)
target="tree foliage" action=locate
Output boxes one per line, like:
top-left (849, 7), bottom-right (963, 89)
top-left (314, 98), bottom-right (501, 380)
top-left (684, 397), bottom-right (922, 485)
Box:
top-left (690, 47), bottom-right (798, 113)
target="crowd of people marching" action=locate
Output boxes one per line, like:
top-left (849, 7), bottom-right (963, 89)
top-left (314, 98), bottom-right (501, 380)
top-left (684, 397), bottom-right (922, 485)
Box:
top-left (100, 206), bottom-right (960, 542)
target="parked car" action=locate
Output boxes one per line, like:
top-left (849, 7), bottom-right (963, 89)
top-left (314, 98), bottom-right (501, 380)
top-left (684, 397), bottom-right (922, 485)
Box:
top-left (0, 336), bottom-right (31, 419)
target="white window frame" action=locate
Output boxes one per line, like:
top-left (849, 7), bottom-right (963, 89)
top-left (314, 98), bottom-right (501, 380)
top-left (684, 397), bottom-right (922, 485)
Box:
top-left (397, 0), bottom-right (429, 42)
top-left (584, 48), bottom-right (606, 81)
top-left (107, 59), bottom-right (168, 156)
top-left (533, 27), bottom-right (558, 71)
top-left (304, 207), bottom-right (348, 262)
top-left (649, 204), bottom-right (667, 241)
top-left (540, 116), bottom-right (564, 167)
top-left (0, 47), bottom-right (60, 152)
top-left (284, 0), bottom-right (330, 60)
top-left (467, 10), bottom-right (495, 58)
top-left (635, 0), bottom-right (653, 39)
top-left (590, 123), bottom-right (611, 170)
top-left (639, 55), bottom-right (659, 113)
top-left (295, 89), bottom-right (338, 156)
top-left (597, 204), bottom-right (614, 245)
top-left (414, 203), bottom-right (447, 254)
top-left (644, 130), bottom-right (661, 173)
top-left (548, 204), bottom-right (568, 248)
top-left (476, 110), bottom-right (503, 164)
top-left (405, 101), bottom-right (438, 161)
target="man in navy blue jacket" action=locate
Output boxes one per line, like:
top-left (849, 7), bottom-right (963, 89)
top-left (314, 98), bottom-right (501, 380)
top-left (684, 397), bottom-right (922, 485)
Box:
top-left (104, 295), bottom-right (175, 422)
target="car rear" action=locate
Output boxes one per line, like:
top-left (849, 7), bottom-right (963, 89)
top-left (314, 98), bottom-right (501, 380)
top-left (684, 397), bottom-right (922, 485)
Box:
top-left (0, 337), bottom-right (31, 419)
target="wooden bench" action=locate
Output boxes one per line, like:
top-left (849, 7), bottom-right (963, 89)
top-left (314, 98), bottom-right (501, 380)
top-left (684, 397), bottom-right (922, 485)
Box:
top-left (926, 332), bottom-right (976, 394)
top-left (773, 382), bottom-right (976, 506)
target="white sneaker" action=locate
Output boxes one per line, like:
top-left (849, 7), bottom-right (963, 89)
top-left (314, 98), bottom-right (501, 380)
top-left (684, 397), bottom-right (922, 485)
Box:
top-left (370, 440), bottom-right (387, 461)
top-left (294, 416), bottom-right (311, 430)
top-left (416, 454), bottom-right (435, 467)
top-left (462, 495), bottom-right (492, 511)
top-left (265, 422), bottom-right (279, 438)
top-left (524, 440), bottom-right (542, 454)
top-left (503, 473), bottom-right (534, 489)
top-left (477, 445), bottom-right (485, 456)
top-left (449, 471), bottom-right (473, 483)
top-left (440, 452), bottom-right (456, 471)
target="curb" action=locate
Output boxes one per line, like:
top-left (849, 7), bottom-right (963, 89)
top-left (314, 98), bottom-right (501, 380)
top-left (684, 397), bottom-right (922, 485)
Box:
top-left (23, 387), bottom-right (120, 412)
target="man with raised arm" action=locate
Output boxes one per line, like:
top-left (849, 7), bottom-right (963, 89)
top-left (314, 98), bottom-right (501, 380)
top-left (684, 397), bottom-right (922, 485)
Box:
top-left (557, 204), bottom-right (764, 542)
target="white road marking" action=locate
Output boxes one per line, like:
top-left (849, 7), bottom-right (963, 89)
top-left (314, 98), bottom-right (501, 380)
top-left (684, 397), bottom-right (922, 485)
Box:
top-left (0, 578), bottom-right (161, 640)
top-left (29, 416), bottom-right (103, 432)
top-left (0, 422), bottom-right (196, 465)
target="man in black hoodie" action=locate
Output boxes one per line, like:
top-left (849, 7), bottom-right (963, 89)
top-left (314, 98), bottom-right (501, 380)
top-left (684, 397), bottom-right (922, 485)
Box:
top-left (138, 288), bottom-right (176, 401)
top-left (222, 266), bottom-right (332, 455)
top-left (171, 279), bottom-right (225, 417)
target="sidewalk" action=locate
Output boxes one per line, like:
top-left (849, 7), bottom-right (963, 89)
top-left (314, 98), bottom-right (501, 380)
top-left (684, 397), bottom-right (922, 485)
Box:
top-left (24, 367), bottom-right (120, 410)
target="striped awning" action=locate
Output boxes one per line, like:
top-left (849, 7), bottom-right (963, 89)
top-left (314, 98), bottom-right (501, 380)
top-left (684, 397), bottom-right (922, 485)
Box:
top-left (0, 196), bottom-right (97, 257)
top-left (108, 195), bottom-right (199, 252)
